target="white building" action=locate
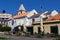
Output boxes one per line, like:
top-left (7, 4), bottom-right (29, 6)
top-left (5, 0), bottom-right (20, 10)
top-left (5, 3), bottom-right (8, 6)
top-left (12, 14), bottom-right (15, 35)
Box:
top-left (0, 10), bottom-right (12, 26)
top-left (8, 4), bottom-right (39, 29)
top-left (7, 4), bottom-right (59, 30)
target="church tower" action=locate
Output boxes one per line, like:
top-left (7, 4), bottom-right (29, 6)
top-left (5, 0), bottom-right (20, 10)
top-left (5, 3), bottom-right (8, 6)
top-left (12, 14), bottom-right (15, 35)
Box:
top-left (18, 4), bottom-right (26, 15)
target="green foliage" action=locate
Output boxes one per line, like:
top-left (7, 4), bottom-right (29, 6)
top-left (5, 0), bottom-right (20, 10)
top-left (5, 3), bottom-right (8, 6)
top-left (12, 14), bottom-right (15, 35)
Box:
top-left (50, 33), bottom-right (58, 37)
top-left (13, 26), bottom-right (19, 32)
top-left (0, 25), bottom-right (11, 32)
top-left (35, 34), bottom-right (42, 38)
top-left (0, 24), bottom-right (2, 27)
top-left (0, 37), bottom-right (8, 40)
top-left (45, 33), bottom-right (58, 38)
top-left (24, 32), bottom-right (31, 37)
top-left (13, 26), bottom-right (19, 34)
top-left (0, 24), bottom-right (3, 31)
top-left (34, 32), bottom-right (44, 38)
top-left (2, 26), bottom-right (11, 32)
top-left (0, 27), bottom-right (3, 31)
top-left (16, 32), bottom-right (21, 36)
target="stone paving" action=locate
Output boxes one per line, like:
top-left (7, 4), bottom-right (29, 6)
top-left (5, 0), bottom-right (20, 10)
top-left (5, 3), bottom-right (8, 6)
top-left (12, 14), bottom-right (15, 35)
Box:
top-left (9, 37), bottom-right (53, 40)
top-left (0, 32), bottom-right (54, 40)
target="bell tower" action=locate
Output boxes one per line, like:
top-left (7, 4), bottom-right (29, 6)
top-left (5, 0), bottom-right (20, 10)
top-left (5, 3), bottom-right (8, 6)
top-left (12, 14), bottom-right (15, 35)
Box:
top-left (18, 4), bottom-right (26, 15)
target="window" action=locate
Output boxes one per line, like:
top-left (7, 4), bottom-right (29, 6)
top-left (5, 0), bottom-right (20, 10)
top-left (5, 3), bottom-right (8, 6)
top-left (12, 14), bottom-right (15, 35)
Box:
top-left (32, 18), bottom-right (35, 22)
top-left (12, 20), bottom-right (14, 25)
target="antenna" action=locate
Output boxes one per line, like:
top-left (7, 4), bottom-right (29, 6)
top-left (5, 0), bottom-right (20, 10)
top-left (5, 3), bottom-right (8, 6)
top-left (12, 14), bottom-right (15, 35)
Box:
top-left (40, 0), bottom-right (45, 12)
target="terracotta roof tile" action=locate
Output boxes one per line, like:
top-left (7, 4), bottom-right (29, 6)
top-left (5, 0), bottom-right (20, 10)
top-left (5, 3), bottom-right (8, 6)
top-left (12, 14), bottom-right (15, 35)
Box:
top-left (8, 17), bottom-right (12, 20)
top-left (14, 12), bottom-right (28, 19)
top-left (46, 14), bottom-right (60, 21)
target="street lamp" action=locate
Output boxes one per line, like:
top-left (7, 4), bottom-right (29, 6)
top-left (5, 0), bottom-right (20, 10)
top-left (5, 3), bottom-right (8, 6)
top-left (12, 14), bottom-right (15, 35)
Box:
top-left (40, 16), bottom-right (44, 32)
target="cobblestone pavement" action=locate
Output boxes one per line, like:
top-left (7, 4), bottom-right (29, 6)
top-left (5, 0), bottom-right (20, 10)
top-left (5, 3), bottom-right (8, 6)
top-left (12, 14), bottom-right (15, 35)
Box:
top-left (0, 33), bottom-right (54, 40)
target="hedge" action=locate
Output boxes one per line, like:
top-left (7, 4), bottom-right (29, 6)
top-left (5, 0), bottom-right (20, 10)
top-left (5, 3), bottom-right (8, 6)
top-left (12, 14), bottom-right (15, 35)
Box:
top-left (0, 25), bottom-right (11, 32)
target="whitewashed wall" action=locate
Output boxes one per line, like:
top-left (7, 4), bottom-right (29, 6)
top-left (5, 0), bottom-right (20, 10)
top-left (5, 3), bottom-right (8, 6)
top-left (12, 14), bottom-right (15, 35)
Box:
top-left (13, 18), bottom-right (24, 27)
top-left (35, 17), bottom-right (40, 22)
top-left (8, 20), bottom-right (12, 27)
top-left (25, 18), bottom-right (32, 26)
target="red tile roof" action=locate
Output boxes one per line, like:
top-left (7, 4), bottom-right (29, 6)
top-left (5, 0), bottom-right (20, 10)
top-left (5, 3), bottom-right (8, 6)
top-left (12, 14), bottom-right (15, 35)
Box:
top-left (13, 12), bottom-right (28, 19)
top-left (8, 17), bottom-right (12, 20)
top-left (46, 14), bottom-right (60, 21)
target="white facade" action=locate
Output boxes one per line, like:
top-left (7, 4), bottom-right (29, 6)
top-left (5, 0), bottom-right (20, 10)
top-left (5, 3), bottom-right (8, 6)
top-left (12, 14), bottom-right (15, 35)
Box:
top-left (0, 13), bottom-right (12, 18)
top-left (0, 12), bottom-right (12, 27)
top-left (10, 17), bottom-right (32, 29)
top-left (25, 17), bottom-right (32, 26)
top-left (27, 9), bottom-right (38, 17)
top-left (7, 4), bottom-right (59, 29)
top-left (50, 10), bottom-right (58, 16)
top-left (35, 17), bottom-right (40, 22)
top-left (8, 20), bottom-right (12, 27)
top-left (9, 4), bottom-right (39, 29)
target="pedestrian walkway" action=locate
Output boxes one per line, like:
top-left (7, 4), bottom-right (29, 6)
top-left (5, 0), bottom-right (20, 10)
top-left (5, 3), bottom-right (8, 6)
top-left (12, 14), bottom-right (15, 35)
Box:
top-left (0, 32), bottom-right (53, 40)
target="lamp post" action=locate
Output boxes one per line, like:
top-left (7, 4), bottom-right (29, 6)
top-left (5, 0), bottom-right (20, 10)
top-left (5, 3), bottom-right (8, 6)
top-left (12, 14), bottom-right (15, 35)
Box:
top-left (40, 16), bottom-right (44, 32)
top-left (40, 5), bottom-right (44, 32)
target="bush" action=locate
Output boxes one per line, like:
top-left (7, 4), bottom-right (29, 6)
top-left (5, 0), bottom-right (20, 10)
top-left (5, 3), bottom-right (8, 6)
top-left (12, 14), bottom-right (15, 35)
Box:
top-left (45, 33), bottom-right (58, 38)
top-left (0, 37), bottom-right (8, 40)
top-left (34, 32), bottom-right (38, 35)
top-left (13, 26), bottom-right (19, 32)
top-left (15, 32), bottom-right (21, 36)
top-left (35, 34), bottom-right (42, 38)
top-left (0, 24), bottom-right (3, 31)
top-left (0, 24), bottom-right (11, 32)
top-left (13, 26), bottom-right (19, 34)
top-left (0, 27), bottom-right (3, 32)
top-left (0, 24), bottom-right (2, 27)
top-left (24, 32), bottom-right (31, 37)
top-left (49, 33), bottom-right (58, 37)
top-left (2, 26), bottom-right (11, 32)
top-left (34, 33), bottom-right (43, 38)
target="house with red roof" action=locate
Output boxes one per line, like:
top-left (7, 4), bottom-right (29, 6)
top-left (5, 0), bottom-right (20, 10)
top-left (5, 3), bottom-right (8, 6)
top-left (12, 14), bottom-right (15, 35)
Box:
top-left (0, 10), bottom-right (12, 26)
top-left (7, 4), bottom-right (60, 35)
top-left (8, 4), bottom-right (39, 32)
top-left (33, 13), bottom-right (60, 35)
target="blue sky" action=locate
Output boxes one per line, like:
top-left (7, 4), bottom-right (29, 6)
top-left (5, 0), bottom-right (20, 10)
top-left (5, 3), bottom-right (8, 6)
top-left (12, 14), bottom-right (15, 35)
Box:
top-left (0, 0), bottom-right (60, 15)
